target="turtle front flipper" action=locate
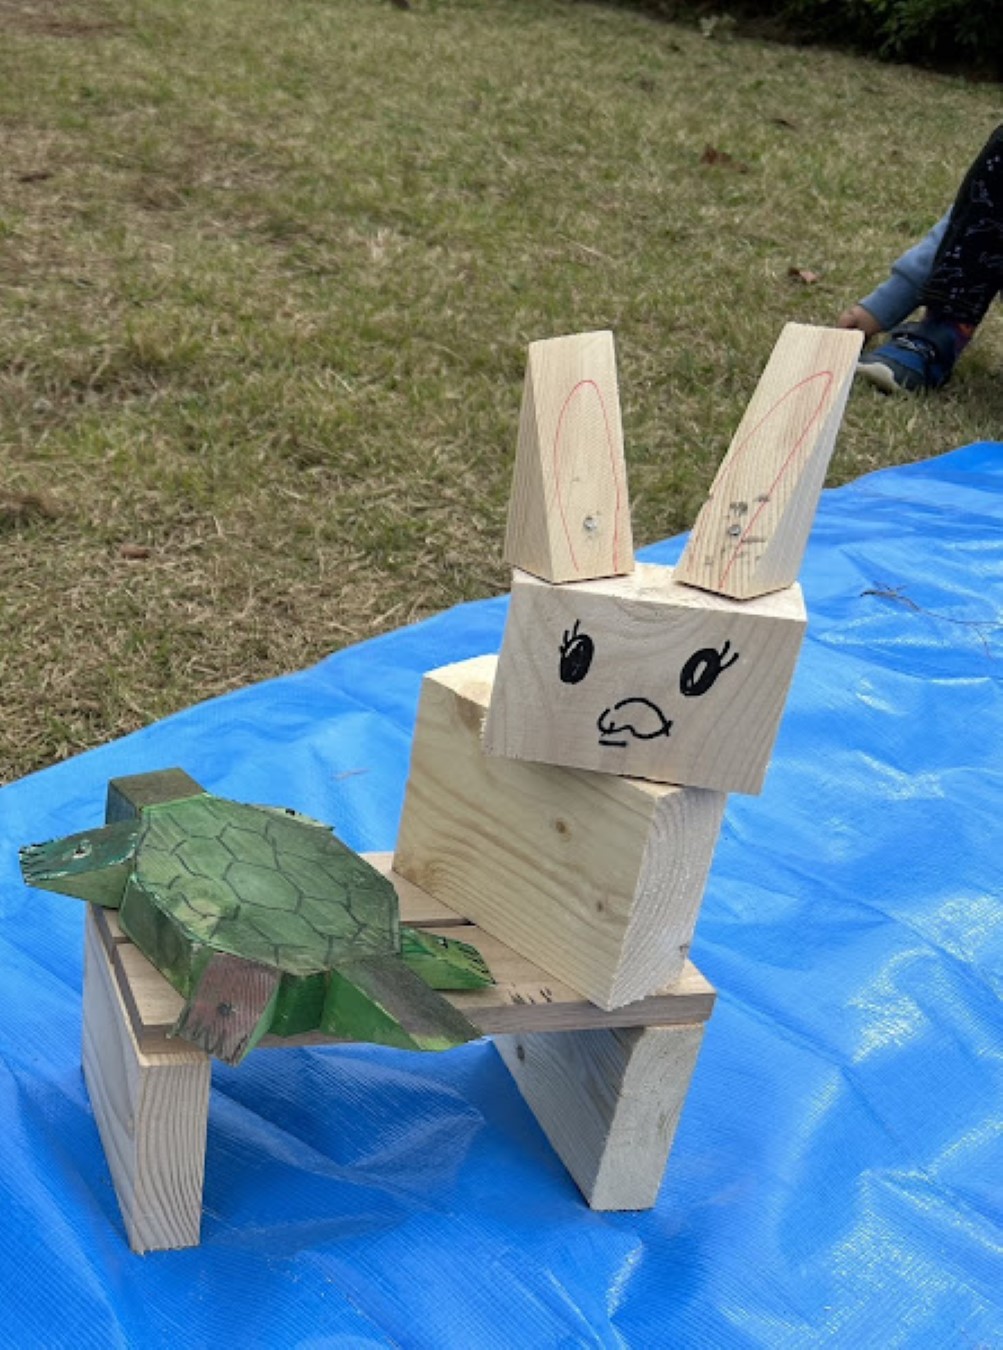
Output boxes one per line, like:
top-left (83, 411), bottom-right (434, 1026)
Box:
top-left (322, 955), bottom-right (482, 1051)
top-left (173, 951), bottom-right (282, 1065)
top-left (19, 819), bottom-right (141, 908)
top-left (400, 926), bottom-right (494, 990)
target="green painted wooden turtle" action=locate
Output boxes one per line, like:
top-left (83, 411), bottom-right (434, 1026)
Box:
top-left (19, 769), bottom-right (491, 1065)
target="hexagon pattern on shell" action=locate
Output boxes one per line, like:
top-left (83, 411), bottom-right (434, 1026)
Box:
top-left (20, 785), bottom-right (492, 1065)
top-left (133, 797), bottom-right (396, 976)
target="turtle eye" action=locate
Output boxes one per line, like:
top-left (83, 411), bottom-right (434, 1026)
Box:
top-left (559, 619), bottom-right (595, 685)
top-left (679, 640), bottom-right (739, 697)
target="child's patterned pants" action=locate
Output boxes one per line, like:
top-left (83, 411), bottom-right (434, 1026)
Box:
top-left (922, 123), bottom-right (1003, 325)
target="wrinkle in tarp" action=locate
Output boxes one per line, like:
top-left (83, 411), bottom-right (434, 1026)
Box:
top-left (0, 445), bottom-right (1000, 1347)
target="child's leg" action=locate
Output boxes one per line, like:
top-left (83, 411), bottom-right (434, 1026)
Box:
top-left (859, 125), bottom-right (1003, 393)
top-left (922, 123), bottom-right (1003, 327)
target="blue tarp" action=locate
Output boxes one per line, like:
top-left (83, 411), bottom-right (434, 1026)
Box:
top-left (0, 444), bottom-right (1000, 1347)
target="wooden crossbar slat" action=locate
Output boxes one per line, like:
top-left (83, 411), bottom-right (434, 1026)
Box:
top-left (92, 853), bottom-right (714, 1054)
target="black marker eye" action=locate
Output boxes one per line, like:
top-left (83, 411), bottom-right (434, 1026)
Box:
top-left (679, 640), bottom-right (739, 697)
top-left (559, 620), bottom-right (594, 685)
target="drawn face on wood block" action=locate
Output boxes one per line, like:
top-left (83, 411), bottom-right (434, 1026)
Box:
top-left (483, 562), bottom-right (806, 794)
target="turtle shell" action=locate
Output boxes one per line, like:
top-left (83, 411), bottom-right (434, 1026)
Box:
top-left (132, 794), bottom-right (399, 977)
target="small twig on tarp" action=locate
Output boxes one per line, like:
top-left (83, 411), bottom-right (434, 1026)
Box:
top-left (861, 583), bottom-right (1002, 655)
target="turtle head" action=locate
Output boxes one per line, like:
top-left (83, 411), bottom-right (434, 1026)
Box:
top-left (19, 819), bottom-right (141, 908)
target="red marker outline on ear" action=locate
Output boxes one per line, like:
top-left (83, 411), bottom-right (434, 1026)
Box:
top-left (552, 379), bottom-right (623, 576)
top-left (690, 369), bottom-right (834, 590)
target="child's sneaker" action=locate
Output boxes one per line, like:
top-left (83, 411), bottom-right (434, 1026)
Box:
top-left (856, 319), bottom-right (964, 394)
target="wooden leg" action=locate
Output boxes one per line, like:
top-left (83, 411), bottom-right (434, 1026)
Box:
top-left (495, 1022), bottom-right (704, 1210)
top-left (82, 909), bottom-right (211, 1253)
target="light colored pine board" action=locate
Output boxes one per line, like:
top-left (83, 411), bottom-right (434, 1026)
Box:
top-left (674, 323), bottom-right (862, 599)
top-left (504, 330), bottom-right (634, 583)
top-left (495, 1022), bottom-right (705, 1209)
top-left (115, 934), bottom-right (190, 1030)
top-left (384, 922), bottom-right (713, 1036)
top-left (394, 655), bottom-right (726, 1008)
top-left (82, 908), bottom-right (210, 1253)
top-left (92, 875), bottom-right (715, 1052)
top-left (483, 565), bottom-right (804, 793)
top-left (366, 852), bottom-right (469, 926)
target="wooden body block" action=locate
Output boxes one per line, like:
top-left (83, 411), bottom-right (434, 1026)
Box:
top-left (674, 323), bottom-right (862, 599)
top-left (83, 908), bottom-right (210, 1253)
top-left (82, 857), bottom-right (714, 1247)
top-left (505, 330), bottom-right (634, 583)
top-left (495, 1022), bottom-right (704, 1210)
top-left (394, 656), bottom-right (726, 1009)
top-left (483, 564), bottom-right (805, 793)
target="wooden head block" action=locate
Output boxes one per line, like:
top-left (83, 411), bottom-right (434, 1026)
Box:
top-left (504, 330), bottom-right (634, 583)
top-left (394, 655), bottom-right (726, 1010)
top-left (673, 323), bottom-right (863, 599)
top-left (483, 564), bottom-right (805, 794)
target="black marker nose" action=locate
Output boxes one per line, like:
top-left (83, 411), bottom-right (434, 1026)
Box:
top-left (596, 697), bottom-right (673, 747)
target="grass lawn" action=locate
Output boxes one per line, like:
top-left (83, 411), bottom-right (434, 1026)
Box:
top-left (1, 0), bottom-right (1000, 781)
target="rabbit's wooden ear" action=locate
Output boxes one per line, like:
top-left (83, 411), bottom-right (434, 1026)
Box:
top-left (504, 330), bottom-right (634, 584)
top-left (674, 323), bottom-right (862, 600)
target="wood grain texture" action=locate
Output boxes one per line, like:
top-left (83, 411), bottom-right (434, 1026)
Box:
top-left (504, 330), bottom-right (634, 583)
top-left (483, 565), bottom-right (805, 793)
top-left (82, 908), bottom-right (210, 1253)
top-left (174, 950), bottom-right (281, 1062)
top-left (85, 900), bottom-right (709, 1246)
top-left (674, 323), bottom-right (863, 599)
top-left (394, 655), bottom-right (725, 1008)
top-left (81, 770), bottom-right (716, 1248)
top-left (495, 1022), bottom-right (704, 1209)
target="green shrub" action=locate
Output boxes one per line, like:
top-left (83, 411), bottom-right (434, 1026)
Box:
top-left (778, 0), bottom-right (1001, 68)
top-left (624, 0), bottom-right (1003, 76)
top-left (782, 0), bottom-right (998, 63)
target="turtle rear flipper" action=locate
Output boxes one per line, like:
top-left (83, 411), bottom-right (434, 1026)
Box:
top-left (19, 819), bottom-right (141, 908)
top-left (323, 956), bottom-right (482, 1051)
top-left (174, 952), bottom-right (282, 1065)
top-left (400, 926), bottom-right (494, 990)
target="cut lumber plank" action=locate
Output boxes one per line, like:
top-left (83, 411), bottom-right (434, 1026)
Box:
top-left (504, 330), bottom-right (634, 583)
top-left (91, 866), bottom-right (716, 1052)
top-left (483, 565), bottom-right (804, 793)
top-left (366, 852), bottom-right (468, 926)
top-left (394, 655), bottom-right (726, 1008)
top-left (82, 908), bottom-right (210, 1254)
top-left (495, 1022), bottom-right (704, 1209)
top-left (85, 894), bottom-right (710, 1246)
top-left (674, 322), bottom-right (862, 599)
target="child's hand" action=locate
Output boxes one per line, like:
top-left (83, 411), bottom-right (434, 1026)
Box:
top-left (837, 304), bottom-right (882, 338)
